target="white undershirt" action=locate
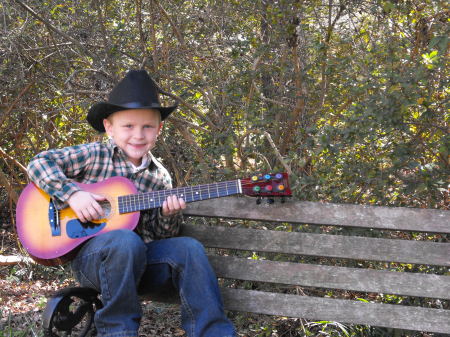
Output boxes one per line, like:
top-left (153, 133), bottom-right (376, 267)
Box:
top-left (129, 154), bottom-right (150, 173)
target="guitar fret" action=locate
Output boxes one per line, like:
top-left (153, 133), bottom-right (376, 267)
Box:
top-left (195, 185), bottom-right (202, 201)
top-left (158, 190), bottom-right (162, 208)
top-left (189, 186), bottom-right (194, 203)
top-left (127, 195), bottom-right (132, 213)
top-left (206, 184), bottom-right (210, 199)
top-left (130, 195), bottom-right (136, 212)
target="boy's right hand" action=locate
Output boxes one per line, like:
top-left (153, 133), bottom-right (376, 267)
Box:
top-left (68, 191), bottom-right (106, 223)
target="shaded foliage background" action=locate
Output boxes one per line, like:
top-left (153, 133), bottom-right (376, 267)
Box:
top-left (1, 0), bottom-right (448, 211)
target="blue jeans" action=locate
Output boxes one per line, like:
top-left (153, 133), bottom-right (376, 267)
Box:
top-left (71, 229), bottom-right (236, 337)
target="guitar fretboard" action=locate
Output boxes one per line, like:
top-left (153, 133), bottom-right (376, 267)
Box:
top-left (118, 180), bottom-right (241, 214)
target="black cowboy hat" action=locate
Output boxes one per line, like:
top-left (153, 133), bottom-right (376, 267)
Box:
top-left (87, 70), bottom-right (178, 132)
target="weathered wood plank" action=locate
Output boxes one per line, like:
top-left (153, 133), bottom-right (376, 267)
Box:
top-left (184, 197), bottom-right (450, 233)
top-left (221, 288), bottom-right (450, 334)
top-left (181, 224), bottom-right (450, 266)
top-left (208, 255), bottom-right (450, 299)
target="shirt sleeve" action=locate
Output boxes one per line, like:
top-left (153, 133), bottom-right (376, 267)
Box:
top-left (26, 143), bottom-right (95, 208)
top-left (155, 208), bottom-right (184, 239)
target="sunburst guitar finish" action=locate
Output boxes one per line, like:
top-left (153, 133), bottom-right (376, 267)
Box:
top-left (16, 177), bottom-right (139, 265)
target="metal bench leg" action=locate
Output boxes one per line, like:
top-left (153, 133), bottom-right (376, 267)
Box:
top-left (42, 287), bottom-right (102, 337)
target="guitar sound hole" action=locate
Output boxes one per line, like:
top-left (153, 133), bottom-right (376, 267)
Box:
top-left (99, 200), bottom-right (112, 218)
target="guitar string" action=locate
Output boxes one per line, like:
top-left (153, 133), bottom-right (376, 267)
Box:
top-left (121, 179), bottom-right (285, 202)
top-left (121, 179), bottom-right (286, 199)
top-left (118, 178), bottom-right (288, 212)
top-left (119, 181), bottom-right (241, 211)
top-left (120, 179), bottom-right (286, 201)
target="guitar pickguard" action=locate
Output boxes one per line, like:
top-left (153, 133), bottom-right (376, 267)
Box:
top-left (66, 219), bottom-right (106, 239)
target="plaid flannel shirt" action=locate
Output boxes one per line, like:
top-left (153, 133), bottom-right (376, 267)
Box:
top-left (26, 139), bottom-right (183, 242)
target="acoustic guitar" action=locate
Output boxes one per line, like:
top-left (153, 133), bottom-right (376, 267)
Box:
top-left (16, 173), bottom-right (291, 265)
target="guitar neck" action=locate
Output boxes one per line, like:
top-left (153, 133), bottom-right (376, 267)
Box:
top-left (118, 180), bottom-right (242, 214)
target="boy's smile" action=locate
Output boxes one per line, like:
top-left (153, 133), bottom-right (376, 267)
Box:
top-left (103, 108), bottom-right (163, 166)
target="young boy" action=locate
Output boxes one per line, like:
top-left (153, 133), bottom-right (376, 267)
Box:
top-left (27, 70), bottom-right (236, 337)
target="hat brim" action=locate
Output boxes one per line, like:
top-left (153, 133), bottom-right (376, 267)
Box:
top-left (87, 102), bottom-right (178, 132)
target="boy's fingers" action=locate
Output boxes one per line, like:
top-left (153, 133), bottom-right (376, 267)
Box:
top-left (83, 208), bottom-right (94, 222)
top-left (93, 193), bottom-right (106, 201)
top-left (92, 201), bottom-right (105, 218)
top-left (76, 205), bottom-right (103, 223)
top-left (88, 205), bottom-right (101, 219)
top-left (79, 209), bottom-right (89, 223)
top-left (179, 197), bottom-right (186, 209)
top-left (162, 200), bottom-right (169, 215)
top-left (162, 195), bottom-right (185, 216)
top-left (168, 195), bottom-right (181, 210)
top-left (168, 195), bottom-right (176, 210)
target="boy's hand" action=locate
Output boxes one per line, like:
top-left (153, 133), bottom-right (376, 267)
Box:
top-left (68, 191), bottom-right (106, 223)
top-left (162, 195), bottom-right (186, 217)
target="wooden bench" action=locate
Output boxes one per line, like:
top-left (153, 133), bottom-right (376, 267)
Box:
top-left (43, 196), bottom-right (450, 336)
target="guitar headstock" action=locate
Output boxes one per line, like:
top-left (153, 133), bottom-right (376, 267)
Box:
top-left (240, 172), bottom-right (292, 197)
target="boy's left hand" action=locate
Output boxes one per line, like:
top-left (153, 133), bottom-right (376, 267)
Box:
top-left (162, 195), bottom-right (186, 216)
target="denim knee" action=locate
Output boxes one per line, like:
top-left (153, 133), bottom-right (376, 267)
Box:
top-left (100, 229), bottom-right (147, 263)
top-left (71, 230), bottom-right (147, 291)
top-left (171, 237), bottom-right (206, 258)
top-left (145, 237), bottom-right (207, 269)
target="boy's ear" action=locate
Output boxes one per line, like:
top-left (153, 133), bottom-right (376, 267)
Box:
top-left (103, 118), bottom-right (113, 136)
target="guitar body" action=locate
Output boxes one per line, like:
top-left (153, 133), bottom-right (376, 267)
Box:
top-left (16, 176), bottom-right (140, 266)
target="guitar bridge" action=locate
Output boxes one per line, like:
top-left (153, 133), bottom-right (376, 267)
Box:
top-left (48, 199), bottom-right (61, 236)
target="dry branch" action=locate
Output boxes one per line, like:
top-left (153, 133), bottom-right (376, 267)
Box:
top-left (153, 0), bottom-right (220, 115)
top-left (0, 168), bottom-right (20, 204)
top-left (0, 255), bottom-right (35, 266)
top-left (0, 81), bottom-right (34, 128)
top-left (14, 0), bottom-right (94, 58)
top-left (237, 130), bottom-right (293, 175)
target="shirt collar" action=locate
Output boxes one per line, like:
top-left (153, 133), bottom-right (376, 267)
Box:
top-left (130, 154), bottom-right (149, 173)
top-left (106, 138), bottom-right (155, 172)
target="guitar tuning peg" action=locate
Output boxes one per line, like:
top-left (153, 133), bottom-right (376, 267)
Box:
top-left (266, 198), bottom-right (275, 204)
top-left (281, 196), bottom-right (286, 203)
top-left (256, 197), bottom-right (262, 205)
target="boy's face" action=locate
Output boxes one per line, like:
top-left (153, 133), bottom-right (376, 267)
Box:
top-left (103, 108), bottom-right (163, 166)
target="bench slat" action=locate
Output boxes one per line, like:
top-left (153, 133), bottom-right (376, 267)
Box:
top-left (182, 224), bottom-right (450, 266)
top-left (221, 288), bottom-right (450, 334)
top-left (209, 255), bottom-right (450, 299)
top-left (184, 197), bottom-right (450, 233)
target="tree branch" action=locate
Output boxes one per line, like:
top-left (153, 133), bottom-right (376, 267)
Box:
top-left (0, 255), bottom-right (35, 266)
top-left (0, 81), bottom-right (34, 128)
top-left (153, 0), bottom-right (220, 114)
top-left (237, 130), bottom-right (293, 175)
top-left (0, 167), bottom-right (19, 204)
top-left (14, 0), bottom-right (94, 58)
